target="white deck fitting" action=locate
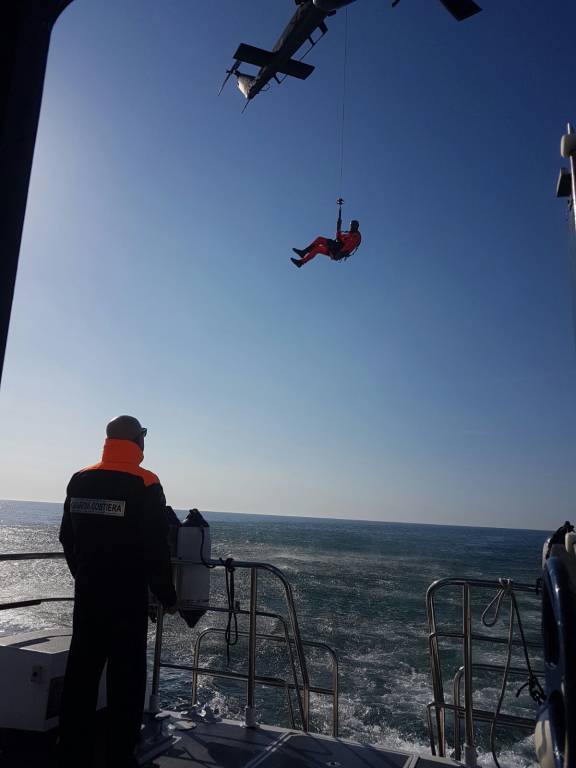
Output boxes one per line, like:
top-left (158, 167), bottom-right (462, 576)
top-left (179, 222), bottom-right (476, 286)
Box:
top-left (0, 627), bottom-right (106, 732)
top-left (0, 628), bottom-right (72, 731)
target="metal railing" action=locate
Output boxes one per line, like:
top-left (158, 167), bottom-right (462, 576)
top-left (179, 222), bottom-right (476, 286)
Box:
top-left (0, 551), bottom-right (71, 611)
top-left (149, 559), bottom-right (340, 735)
top-left (0, 552), bottom-right (339, 736)
top-left (188, 624), bottom-right (338, 734)
top-left (3, 550), bottom-right (546, 763)
top-left (426, 577), bottom-right (541, 767)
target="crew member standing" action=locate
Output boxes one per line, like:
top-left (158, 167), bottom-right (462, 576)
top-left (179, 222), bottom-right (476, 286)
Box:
top-left (58, 415), bottom-right (178, 768)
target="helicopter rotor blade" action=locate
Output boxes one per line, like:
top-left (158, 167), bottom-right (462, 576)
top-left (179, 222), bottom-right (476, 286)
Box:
top-left (438, 0), bottom-right (482, 21)
top-left (218, 62), bottom-right (239, 96)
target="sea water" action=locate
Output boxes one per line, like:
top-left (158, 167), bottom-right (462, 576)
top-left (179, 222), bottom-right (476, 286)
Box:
top-left (0, 499), bottom-right (547, 768)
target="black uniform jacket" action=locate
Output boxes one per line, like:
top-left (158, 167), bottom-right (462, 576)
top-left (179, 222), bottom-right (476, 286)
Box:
top-left (59, 438), bottom-right (177, 612)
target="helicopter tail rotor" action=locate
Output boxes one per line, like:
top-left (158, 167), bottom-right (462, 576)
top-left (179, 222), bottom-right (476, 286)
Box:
top-left (218, 61), bottom-right (240, 96)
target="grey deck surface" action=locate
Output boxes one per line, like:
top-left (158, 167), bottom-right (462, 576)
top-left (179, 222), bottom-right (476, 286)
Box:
top-left (0, 716), bottom-right (461, 768)
top-left (152, 719), bottom-right (459, 768)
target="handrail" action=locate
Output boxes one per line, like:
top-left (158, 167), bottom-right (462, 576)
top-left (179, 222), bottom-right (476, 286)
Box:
top-left (0, 552), bottom-right (339, 737)
top-left (162, 602), bottom-right (306, 722)
top-left (429, 629), bottom-right (541, 649)
top-left (188, 624), bottom-right (339, 735)
top-left (451, 663), bottom-right (543, 761)
top-left (162, 660), bottom-right (299, 726)
top-left (168, 602), bottom-right (339, 734)
top-left (198, 556), bottom-right (312, 723)
top-left (0, 552), bottom-right (65, 561)
top-left (191, 607), bottom-right (304, 726)
top-left (0, 552), bottom-right (70, 612)
top-left (151, 558), bottom-right (320, 732)
top-left (0, 597), bottom-right (73, 611)
top-left (426, 700), bottom-right (536, 752)
top-left (426, 577), bottom-right (541, 767)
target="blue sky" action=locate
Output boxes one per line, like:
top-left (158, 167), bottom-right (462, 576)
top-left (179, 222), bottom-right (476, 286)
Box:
top-left (1, 0), bottom-right (576, 528)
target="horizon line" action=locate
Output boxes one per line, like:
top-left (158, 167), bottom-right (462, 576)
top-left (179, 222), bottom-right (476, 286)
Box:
top-left (0, 498), bottom-right (552, 534)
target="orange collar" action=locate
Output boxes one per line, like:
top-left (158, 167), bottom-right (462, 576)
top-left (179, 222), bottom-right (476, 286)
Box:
top-left (101, 438), bottom-right (144, 466)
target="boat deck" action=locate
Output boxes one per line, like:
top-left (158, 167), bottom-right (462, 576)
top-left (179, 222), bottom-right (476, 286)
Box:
top-left (0, 717), bottom-right (460, 768)
top-left (153, 719), bottom-right (457, 768)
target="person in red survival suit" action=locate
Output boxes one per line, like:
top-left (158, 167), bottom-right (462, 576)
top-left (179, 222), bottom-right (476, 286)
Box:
top-left (58, 415), bottom-right (178, 768)
top-left (291, 212), bottom-right (361, 268)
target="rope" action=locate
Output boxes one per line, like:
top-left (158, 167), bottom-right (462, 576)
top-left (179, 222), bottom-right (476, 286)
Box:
top-left (480, 579), bottom-right (545, 768)
top-left (223, 559), bottom-right (238, 665)
top-left (338, 7), bottom-right (349, 198)
top-left (200, 525), bottom-right (238, 665)
top-left (488, 583), bottom-right (514, 768)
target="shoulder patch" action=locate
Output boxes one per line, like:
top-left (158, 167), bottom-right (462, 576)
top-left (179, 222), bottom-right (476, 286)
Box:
top-left (71, 497), bottom-right (126, 517)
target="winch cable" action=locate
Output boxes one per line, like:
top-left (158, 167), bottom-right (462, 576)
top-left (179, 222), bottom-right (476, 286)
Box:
top-left (338, 7), bottom-right (349, 200)
top-left (481, 579), bottom-right (545, 768)
top-left (331, 9), bottom-right (353, 266)
top-left (280, 10), bottom-right (351, 224)
top-left (562, 204), bottom-right (576, 359)
top-left (200, 526), bottom-right (238, 664)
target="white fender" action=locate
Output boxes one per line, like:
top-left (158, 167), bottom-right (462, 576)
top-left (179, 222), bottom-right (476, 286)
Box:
top-left (175, 509), bottom-right (211, 627)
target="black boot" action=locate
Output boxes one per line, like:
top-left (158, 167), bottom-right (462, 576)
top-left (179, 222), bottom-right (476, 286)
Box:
top-left (290, 257), bottom-right (303, 268)
top-left (292, 247), bottom-right (307, 257)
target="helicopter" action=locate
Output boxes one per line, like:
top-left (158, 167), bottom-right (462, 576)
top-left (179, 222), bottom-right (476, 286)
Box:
top-left (220, 0), bottom-right (482, 102)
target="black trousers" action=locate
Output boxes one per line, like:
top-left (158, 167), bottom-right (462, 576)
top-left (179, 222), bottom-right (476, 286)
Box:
top-left (326, 238), bottom-right (343, 256)
top-left (59, 593), bottom-right (148, 768)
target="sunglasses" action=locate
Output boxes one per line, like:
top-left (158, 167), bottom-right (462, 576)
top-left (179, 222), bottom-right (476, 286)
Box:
top-left (141, 428), bottom-right (148, 437)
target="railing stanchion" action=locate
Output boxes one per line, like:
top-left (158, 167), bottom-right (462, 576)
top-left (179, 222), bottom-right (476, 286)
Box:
top-left (245, 567), bottom-right (258, 728)
top-left (426, 704), bottom-right (437, 755)
top-left (149, 604), bottom-right (164, 714)
top-left (426, 588), bottom-right (446, 756)
top-left (427, 578), bottom-right (541, 765)
top-left (191, 630), bottom-right (203, 706)
top-left (462, 583), bottom-right (477, 767)
top-left (453, 667), bottom-right (463, 761)
top-left (332, 650), bottom-right (339, 737)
